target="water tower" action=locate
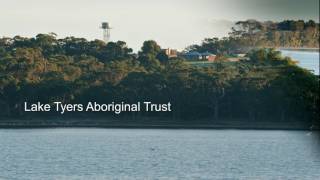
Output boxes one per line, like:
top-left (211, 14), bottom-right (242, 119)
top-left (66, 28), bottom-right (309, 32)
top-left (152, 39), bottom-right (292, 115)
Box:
top-left (101, 22), bottom-right (111, 43)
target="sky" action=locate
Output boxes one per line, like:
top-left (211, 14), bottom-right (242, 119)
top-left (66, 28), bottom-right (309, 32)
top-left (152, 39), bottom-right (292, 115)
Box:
top-left (0, 0), bottom-right (319, 51)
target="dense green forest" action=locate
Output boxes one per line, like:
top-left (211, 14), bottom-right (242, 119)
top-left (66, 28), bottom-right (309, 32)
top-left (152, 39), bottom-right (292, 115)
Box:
top-left (188, 20), bottom-right (319, 54)
top-left (0, 32), bottom-right (318, 128)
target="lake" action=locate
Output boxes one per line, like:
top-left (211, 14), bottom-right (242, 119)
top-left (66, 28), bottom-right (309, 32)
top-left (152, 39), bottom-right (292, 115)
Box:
top-left (280, 49), bottom-right (319, 75)
top-left (0, 129), bottom-right (319, 179)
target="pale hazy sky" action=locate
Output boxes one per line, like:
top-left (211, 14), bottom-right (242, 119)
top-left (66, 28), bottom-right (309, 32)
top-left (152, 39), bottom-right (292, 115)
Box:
top-left (0, 0), bottom-right (319, 51)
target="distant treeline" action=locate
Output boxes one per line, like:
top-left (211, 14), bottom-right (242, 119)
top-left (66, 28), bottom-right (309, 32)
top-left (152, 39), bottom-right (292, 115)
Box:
top-left (0, 33), bottom-right (318, 127)
top-left (188, 19), bottom-right (319, 54)
top-left (233, 19), bottom-right (320, 48)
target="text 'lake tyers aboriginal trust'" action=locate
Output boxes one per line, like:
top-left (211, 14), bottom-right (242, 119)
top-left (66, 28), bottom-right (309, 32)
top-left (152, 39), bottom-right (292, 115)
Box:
top-left (24, 102), bottom-right (172, 114)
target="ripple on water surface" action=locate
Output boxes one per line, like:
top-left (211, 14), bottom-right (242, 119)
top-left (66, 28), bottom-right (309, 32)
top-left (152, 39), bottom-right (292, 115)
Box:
top-left (0, 129), bottom-right (319, 179)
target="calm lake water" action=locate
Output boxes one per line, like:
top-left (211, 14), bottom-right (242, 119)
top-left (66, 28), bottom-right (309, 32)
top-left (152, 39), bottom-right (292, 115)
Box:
top-left (281, 50), bottom-right (319, 75)
top-left (0, 129), bottom-right (319, 180)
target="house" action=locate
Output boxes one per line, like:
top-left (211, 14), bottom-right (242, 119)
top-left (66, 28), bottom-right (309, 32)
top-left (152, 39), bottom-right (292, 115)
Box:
top-left (163, 48), bottom-right (178, 58)
top-left (201, 52), bottom-right (216, 61)
top-left (181, 51), bottom-right (202, 60)
top-left (181, 51), bottom-right (216, 61)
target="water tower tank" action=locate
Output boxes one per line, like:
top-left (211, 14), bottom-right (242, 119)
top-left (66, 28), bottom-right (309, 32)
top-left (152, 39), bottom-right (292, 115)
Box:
top-left (101, 22), bottom-right (110, 29)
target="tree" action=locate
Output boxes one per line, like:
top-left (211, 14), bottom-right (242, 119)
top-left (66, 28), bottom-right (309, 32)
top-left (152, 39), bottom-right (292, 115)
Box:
top-left (35, 33), bottom-right (59, 57)
top-left (139, 40), bottom-right (161, 56)
top-left (138, 40), bottom-right (162, 72)
top-left (99, 41), bottom-right (133, 62)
